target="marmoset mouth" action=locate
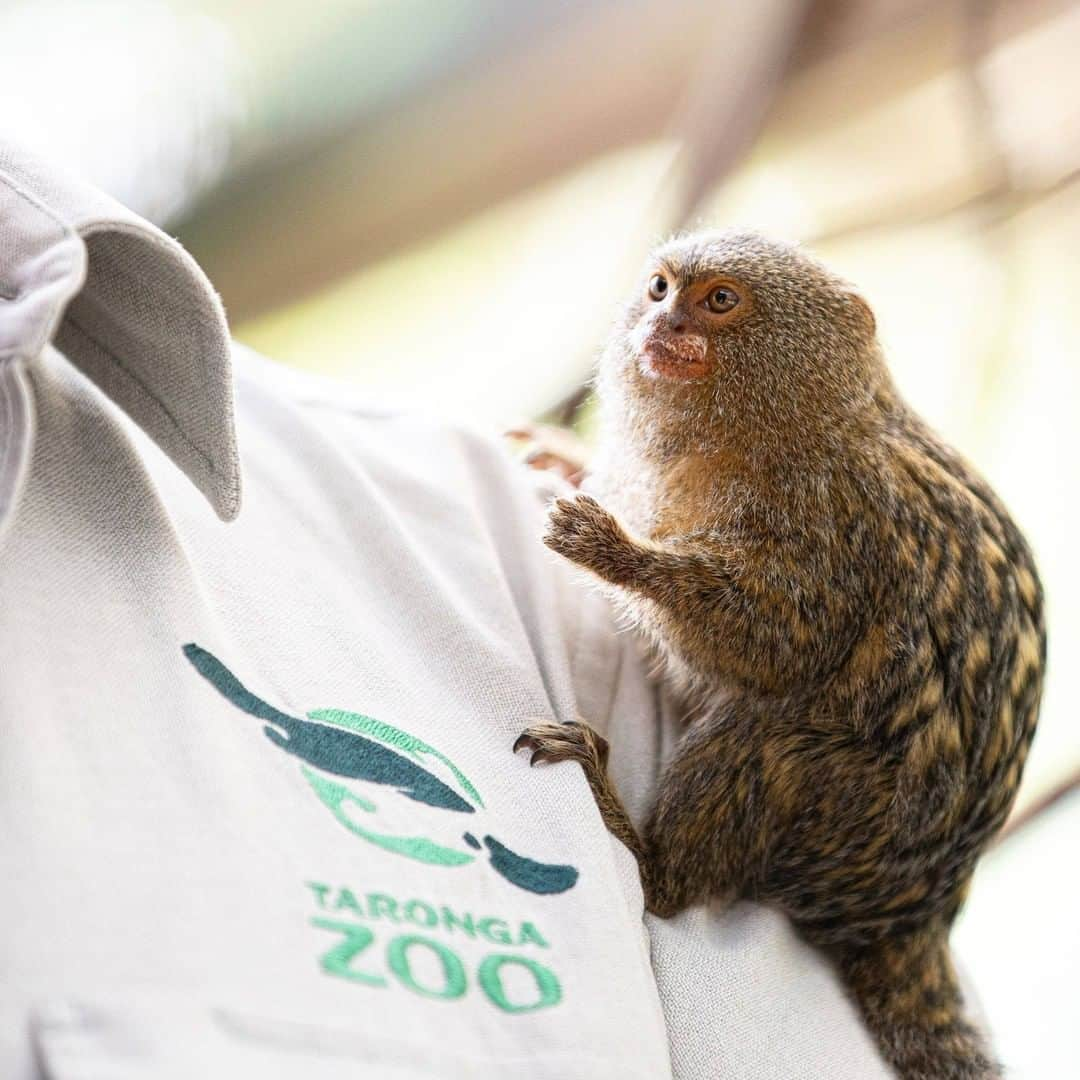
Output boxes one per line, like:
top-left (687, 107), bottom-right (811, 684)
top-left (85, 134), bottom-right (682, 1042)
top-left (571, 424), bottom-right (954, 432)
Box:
top-left (638, 337), bottom-right (712, 381)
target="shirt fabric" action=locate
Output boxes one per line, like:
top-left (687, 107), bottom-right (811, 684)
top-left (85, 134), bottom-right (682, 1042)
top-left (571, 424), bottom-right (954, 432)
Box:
top-left (0, 140), bottom-right (891, 1079)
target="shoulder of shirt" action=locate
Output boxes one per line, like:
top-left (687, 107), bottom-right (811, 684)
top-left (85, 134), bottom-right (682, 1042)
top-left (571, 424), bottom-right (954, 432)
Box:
top-left (230, 343), bottom-right (560, 508)
top-left (231, 342), bottom-right (506, 450)
top-left (231, 343), bottom-right (405, 422)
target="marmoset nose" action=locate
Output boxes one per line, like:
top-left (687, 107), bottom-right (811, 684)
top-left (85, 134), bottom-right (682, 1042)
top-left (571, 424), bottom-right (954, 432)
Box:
top-left (669, 316), bottom-right (688, 334)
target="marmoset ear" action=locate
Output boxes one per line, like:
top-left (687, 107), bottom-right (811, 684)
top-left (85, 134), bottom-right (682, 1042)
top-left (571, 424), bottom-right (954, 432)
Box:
top-left (843, 291), bottom-right (877, 336)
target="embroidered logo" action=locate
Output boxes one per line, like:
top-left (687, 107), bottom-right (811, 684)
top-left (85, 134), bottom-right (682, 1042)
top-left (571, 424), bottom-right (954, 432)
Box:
top-left (302, 882), bottom-right (562, 1013)
top-left (183, 644), bottom-right (579, 895)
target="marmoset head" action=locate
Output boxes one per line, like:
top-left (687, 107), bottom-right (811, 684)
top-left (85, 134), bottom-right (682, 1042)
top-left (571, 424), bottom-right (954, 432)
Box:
top-left (598, 230), bottom-right (888, 457)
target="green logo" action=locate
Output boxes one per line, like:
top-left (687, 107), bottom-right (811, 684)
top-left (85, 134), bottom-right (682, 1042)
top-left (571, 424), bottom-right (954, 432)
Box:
top-left (183, 644), bottom-right (578, 895)
top-left (304, 883), bottom-right (563, 1013)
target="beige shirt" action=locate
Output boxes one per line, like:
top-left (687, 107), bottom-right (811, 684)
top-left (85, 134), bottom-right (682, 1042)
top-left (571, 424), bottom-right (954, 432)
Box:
top-left (0, 140), bottom-right (890, 1079)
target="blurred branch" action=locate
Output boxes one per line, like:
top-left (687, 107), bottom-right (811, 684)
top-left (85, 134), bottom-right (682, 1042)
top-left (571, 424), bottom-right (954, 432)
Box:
top-left (994, 769), bottom-right (1080, 847)
top-left (806, 166), bottom-right (1080, 247)
top-left (804, 0), bottom-right (1076, 246)
top-left (958, 0), bottom-right (1023, 439)
top-left (957, 0), bottom-right (1014, 199)
top-left (178, 0), bottom-right (711, 321)
top-left (180, 0), bottom-right (1078, 322)
top-left (671, 0), bottom-right (814, 226)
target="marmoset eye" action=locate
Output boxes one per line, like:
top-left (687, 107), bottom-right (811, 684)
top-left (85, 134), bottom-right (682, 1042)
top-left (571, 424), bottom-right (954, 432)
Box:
top-left (648, 274), bottom-right (668, 301)
top-left (706, 287), bottom-right (739, 314)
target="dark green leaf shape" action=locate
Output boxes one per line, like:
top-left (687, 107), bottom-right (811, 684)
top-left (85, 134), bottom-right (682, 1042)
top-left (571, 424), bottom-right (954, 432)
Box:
top-left (482, 834), bottom-right (579, 894)
top-left (183, 644), bottom-right (473, 813)
top-left (309, 708), bottom-right (483, 808)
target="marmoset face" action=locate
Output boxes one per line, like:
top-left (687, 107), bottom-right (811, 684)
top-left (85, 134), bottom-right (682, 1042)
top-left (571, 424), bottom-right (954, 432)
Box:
top-left (629, 265), bottom-right (750, 383)
top-left (604, 230), bottom-right (884, 439)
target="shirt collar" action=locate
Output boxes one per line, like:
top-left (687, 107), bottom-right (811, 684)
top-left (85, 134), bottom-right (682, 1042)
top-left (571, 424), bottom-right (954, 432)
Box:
top-left (0, 139), bottom-right (241, 530)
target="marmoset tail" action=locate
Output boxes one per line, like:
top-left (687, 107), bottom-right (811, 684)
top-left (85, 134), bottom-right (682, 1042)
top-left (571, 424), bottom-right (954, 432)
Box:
top-left (515, 231), bottom-right (1044, 1080)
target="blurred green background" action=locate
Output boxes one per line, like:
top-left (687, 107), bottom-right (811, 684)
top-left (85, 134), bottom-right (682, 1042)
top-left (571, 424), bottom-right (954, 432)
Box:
top-left (3, 0), bottom-right (1077, 1073)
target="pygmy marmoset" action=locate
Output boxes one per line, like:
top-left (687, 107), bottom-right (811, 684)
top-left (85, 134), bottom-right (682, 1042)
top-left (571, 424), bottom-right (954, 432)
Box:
top-left (514, 231), bottom-right (1045, 1080)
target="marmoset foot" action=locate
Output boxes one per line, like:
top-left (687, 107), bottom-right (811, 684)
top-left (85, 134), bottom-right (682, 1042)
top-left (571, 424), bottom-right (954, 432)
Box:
top-left (513, 719), bottom-right (610, 774)
top-left (514, 720), bottom-right (666, 906)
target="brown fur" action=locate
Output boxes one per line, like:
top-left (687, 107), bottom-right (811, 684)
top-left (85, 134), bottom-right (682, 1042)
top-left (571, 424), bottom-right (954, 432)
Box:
top-left (515, 231), bottom-right (1045, 1080)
